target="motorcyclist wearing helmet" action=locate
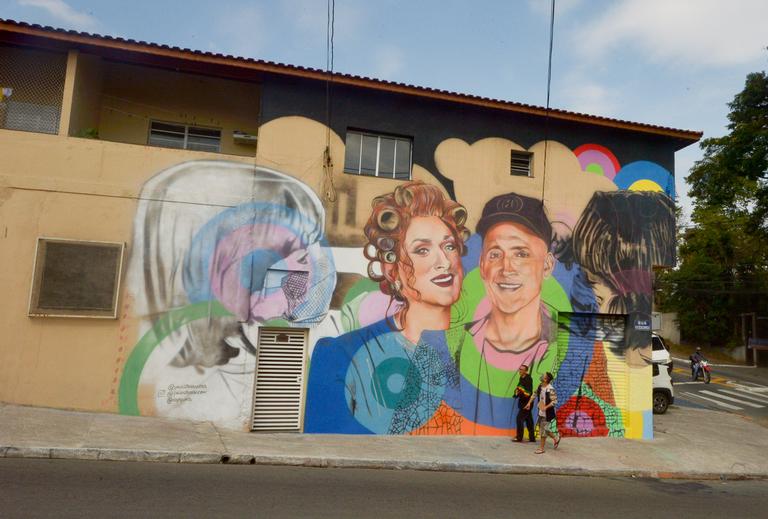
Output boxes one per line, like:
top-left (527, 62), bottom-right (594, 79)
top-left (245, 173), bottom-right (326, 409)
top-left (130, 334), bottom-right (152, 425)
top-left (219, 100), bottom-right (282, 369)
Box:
top-left (690, 347), bottom-right (707, 381)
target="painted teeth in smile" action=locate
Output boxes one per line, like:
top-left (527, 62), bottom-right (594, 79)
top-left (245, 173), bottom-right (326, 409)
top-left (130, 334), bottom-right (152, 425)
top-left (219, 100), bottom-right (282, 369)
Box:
top-left (432, 275), bottom-right (453, 283)
top-left (497, 282), bottom-right (521, 289)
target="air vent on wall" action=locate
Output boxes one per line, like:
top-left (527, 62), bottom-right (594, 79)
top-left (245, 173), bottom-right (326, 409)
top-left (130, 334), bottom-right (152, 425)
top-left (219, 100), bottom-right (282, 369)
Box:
top-left (510, 150), bottom-right (533, 177)
top-left (233, 130), bottom-right (257, 145)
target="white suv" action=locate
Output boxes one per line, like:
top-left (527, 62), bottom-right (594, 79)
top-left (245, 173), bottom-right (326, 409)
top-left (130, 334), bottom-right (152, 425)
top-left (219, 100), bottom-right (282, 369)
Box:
top-left (652, 360), bottom-right (675, 414)
top-left (651, 334), bottom-right (674, 414)
top-left (652, 333), bottom-right (671, 364)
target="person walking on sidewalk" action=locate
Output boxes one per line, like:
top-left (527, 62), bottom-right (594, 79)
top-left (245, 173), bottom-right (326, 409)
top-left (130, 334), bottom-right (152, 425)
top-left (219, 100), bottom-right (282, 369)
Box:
top-left (512, 364), bottom-right (535, 442)
top-left (534, 372), bottom-right (560, 454)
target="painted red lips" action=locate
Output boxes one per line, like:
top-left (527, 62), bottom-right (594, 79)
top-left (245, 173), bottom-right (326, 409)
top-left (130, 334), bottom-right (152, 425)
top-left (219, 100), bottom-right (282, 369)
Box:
top-left (431, 273), bottom-right (455, 288)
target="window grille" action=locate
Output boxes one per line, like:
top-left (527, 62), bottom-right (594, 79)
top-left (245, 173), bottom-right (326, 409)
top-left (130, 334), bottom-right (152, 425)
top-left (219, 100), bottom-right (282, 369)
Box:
top-left (344, 130), bottom-right (412, 180)
top-left (148, 120), bottom-right (221, 152)
top-left (28, 238), bottom-right (125, 318)
top-left (0, 43), bottom-right (67, 135)
top-left (510, 150), bottom-right (533, 177)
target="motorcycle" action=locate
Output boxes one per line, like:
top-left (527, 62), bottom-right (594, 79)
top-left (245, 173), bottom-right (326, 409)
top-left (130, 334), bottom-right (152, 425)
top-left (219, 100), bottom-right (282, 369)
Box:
top-left (692, 360), bottom-right (712, 383)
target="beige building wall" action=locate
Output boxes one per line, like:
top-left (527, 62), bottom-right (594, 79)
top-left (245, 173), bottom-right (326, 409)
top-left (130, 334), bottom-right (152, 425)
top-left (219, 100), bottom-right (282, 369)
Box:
top-left (97, 61), bottom-right (260, 157)
top-left (256, 116), bottom-right (449, 247)
top-left (0, 40), bottom-right (665, 440)
top-left (0, 129), bottom-right (255, 411)
top-left (68, 52), bottom-right (104, 138)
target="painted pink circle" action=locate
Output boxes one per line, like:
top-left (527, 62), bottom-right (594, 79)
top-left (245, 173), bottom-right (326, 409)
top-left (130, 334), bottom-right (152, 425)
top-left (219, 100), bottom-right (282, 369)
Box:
top-left (357, 291), bottom-right (402, 328)
top-left (562, 411), bottom-right (594, 434)
top-left (577, 149), bottom-right (618, 180)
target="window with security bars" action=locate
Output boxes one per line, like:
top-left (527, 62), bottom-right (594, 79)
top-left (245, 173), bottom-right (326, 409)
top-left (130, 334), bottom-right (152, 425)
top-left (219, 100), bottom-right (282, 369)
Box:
top-left (0, 43), bottom-right (67, 135)
top-left (343, 130), bottom-right (412, 180)
top-left (510, 150), bottom-right (533, 177)
top-left (148, 120), bottom-right (221, 152)
top-left (28, 238), bottom-right (125, 318)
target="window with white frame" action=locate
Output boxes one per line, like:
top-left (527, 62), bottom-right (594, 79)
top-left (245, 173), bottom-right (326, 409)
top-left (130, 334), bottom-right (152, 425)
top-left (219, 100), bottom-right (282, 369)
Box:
top-left (343, 130), bottom-right (412, 180)
top-left (148, 121), bottom-right (221, 152)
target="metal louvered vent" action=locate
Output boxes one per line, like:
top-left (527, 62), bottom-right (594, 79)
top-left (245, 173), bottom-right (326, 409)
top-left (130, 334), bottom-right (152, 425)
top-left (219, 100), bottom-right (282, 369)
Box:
top-left (510, 150), bottom-right (533, 177)
top-left (250, 328), bottom-right (308, 432)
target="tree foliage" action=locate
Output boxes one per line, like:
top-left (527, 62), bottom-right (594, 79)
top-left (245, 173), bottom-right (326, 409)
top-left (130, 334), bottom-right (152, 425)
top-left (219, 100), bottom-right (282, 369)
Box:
top-left (658, 71), bottom-right (768, 346)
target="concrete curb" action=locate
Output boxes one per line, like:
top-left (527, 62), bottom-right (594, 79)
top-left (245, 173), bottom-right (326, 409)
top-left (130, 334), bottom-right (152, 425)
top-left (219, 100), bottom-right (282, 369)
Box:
top-left (2, 445), bottom-right (765, 481)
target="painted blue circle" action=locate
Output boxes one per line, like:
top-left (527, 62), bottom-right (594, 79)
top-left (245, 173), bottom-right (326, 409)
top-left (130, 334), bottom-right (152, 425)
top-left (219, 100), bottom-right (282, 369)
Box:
top-left (239, 249), bottom-right (282, 291)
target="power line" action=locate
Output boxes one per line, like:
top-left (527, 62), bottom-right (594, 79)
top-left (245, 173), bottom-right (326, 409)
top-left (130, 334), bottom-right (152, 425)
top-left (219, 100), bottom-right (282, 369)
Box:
top-left (540, 0), bottom-right (556, 206)
top-left (322, 0), bottom-right (337, 203)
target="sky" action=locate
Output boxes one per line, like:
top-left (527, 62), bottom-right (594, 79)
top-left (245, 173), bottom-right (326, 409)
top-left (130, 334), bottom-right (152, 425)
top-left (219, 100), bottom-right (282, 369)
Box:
top-left (3, 0), bottom-right (767, 221)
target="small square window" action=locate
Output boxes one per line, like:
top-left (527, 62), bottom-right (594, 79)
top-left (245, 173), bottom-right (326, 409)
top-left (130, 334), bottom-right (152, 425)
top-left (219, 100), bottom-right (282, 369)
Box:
top-left (510, 150), bottom-right (533, 177)
top-left (343, 130), bottom-right (412, 180)
top-left (28, 238), bottom-right (125, 318)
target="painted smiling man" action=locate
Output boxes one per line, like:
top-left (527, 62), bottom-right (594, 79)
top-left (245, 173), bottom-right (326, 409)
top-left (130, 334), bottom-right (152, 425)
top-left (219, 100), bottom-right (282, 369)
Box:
top-left (448, 192), bottom-right (559, 435)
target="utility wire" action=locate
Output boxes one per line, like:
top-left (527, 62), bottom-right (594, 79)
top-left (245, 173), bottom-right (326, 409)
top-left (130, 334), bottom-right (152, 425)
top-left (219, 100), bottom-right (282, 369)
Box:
top-left (323, 0), bottom-right (338, 203)
top-left (540, 0), bottom-right (556, 205)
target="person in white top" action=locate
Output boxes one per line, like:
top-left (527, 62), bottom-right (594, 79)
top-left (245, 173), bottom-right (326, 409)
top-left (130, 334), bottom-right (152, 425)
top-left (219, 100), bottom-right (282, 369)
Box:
top-left (534, 372), bottom-right (560, 454)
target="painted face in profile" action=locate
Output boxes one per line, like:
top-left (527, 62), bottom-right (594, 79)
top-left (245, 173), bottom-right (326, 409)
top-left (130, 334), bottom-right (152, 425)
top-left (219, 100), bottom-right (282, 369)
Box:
top-left (394, 216), bottom-right (463, 308)
top-left (480, 221), bottom-right (554, 315)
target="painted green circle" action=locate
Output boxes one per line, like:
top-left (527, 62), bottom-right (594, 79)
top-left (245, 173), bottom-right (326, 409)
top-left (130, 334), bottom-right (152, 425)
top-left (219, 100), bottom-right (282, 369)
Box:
top-left (447, 267), bottom-right (573, 398)
top-left (586, 163), bottom-right (605, 176)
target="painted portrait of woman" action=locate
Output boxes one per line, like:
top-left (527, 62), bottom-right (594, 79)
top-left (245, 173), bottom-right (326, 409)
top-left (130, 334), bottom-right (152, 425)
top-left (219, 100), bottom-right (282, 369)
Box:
top-left (304, 181), bottom-right (470, 434)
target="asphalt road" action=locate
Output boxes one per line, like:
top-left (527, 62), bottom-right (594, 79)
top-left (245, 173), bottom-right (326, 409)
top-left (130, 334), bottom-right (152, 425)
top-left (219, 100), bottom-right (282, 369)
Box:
top-left (2, 459), bottom-right (768, 518)
top-left (670, 359), bottom-right (768, 427)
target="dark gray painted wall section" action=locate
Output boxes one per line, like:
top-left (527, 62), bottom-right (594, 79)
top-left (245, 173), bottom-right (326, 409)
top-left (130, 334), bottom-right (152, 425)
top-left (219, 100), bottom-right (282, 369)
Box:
top-left (259, 75), bottom-right (682, 198)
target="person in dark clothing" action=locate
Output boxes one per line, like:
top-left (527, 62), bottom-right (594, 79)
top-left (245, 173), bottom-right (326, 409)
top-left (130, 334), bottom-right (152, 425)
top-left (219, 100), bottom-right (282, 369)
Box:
top-left (691, 347), bottom-right (706, 380)
top-left (512, 364), bottom-right (536, 442)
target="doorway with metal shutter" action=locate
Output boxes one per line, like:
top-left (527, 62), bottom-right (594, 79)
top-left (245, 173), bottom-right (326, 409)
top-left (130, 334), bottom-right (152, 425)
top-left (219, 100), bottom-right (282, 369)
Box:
top-left (555, 313), bottom-right (628, 437)
top-left (250, 328), bottom-right (308, 432)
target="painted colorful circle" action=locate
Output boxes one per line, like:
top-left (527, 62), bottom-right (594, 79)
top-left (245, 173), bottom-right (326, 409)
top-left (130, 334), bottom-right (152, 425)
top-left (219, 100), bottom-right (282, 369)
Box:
top-left (613, 161), bottom-right (675, 198)
top-left (556, 395), bottom-right (609, 437)
top-left (183, 201), bottom-right (334, 323)
top-left (573, 144), bottom-right (621, 180)
top-left (344, 330), bottom-right (446, 434)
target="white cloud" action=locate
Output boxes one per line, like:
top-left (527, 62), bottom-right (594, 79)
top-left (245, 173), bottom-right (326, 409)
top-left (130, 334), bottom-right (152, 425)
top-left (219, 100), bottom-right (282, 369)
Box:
top-left (372, 45), bottom-right (405, 80)
top-left (17, 0), bottom-right (97, 31)
top-left (573, 0), bottom-right (768, 67)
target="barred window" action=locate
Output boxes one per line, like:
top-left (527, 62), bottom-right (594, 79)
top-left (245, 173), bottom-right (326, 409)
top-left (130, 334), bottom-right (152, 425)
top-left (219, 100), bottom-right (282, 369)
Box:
top-left (511, 150), bottom-right (533, 177)
top-left (0, 43), bottom-right (67, 135)
top-left (148, 121), bottom-right (221, 152)
top-left (344, 130), bottom-right (412, 180)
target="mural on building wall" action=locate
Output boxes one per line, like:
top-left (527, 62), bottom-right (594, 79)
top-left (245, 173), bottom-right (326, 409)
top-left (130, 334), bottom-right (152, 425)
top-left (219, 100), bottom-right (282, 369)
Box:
top-left (301, 133), bottom-right (675, 438)
top-left (118, 161), bottom-right (336, 426)
top-left (114, 115), bottom-right (675, 436)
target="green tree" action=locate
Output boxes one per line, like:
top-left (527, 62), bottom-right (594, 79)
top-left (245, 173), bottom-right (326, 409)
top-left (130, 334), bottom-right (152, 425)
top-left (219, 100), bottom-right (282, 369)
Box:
top-left (659, 71), bottom-right (768, 346)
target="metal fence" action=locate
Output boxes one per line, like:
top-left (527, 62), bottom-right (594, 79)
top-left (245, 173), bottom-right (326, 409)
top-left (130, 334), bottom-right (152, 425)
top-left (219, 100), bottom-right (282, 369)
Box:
top-left (0, 43), bottom-right (67, 135)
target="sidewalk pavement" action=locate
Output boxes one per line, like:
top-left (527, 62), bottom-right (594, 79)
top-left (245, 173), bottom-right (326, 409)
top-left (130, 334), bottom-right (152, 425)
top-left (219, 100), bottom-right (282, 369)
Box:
top-left (2, 402), bottom-right (767, 480)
